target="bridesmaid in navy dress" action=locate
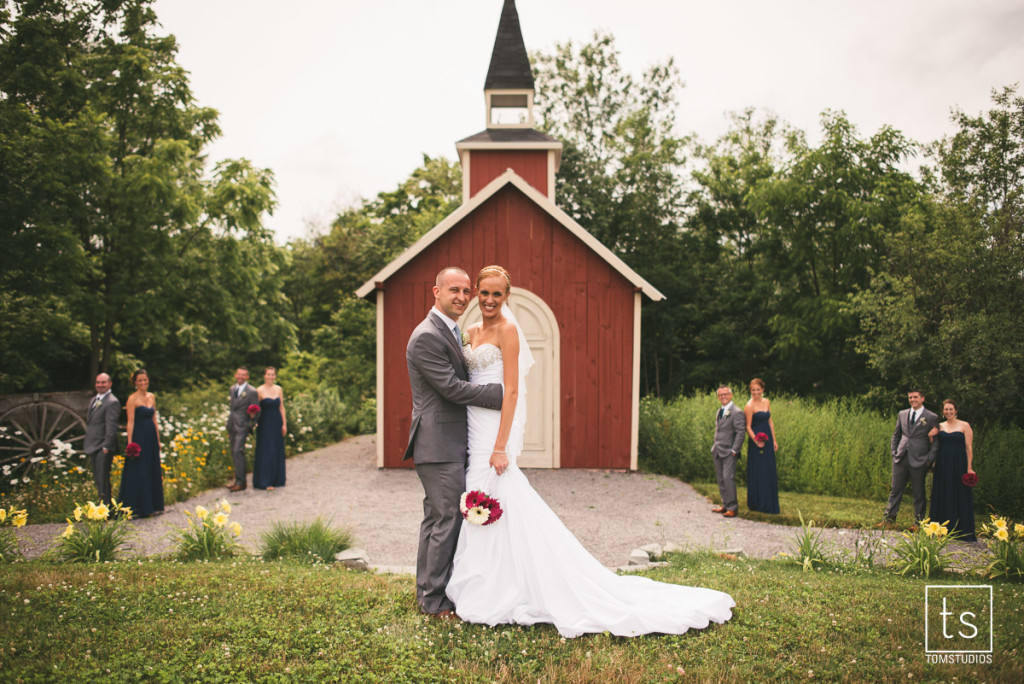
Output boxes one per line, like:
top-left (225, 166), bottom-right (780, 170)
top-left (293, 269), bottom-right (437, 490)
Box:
top-left (744, 377), bottom-right (780, 514)
top-left (929, 399), bottom-right (976, 541)
top-left (253, 366), bottom-right (287, 490)
top-left (118, 369), bottom-right (164, 517)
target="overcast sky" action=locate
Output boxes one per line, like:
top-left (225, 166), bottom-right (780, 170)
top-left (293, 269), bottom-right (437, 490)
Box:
top-left (152, 0), bottom-right (1024, 241)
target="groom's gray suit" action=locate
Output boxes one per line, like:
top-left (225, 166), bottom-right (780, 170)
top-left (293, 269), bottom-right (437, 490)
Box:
top-left (405, 309), bottom-right (502, 614)
top-left (227, 382), bottom-right (259, 488)
top-left (885, 406), bottom-right (940, 522)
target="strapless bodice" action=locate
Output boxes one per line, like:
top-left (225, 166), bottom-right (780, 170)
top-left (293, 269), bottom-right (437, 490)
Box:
top-left (938, 431), bottom-right (966, 444)
top-left (259, 397), bottom-right (280, 408)
top-left (464, 343), bottom-right (503, 382)
top-left (134, 405), bottom-right (155, 419)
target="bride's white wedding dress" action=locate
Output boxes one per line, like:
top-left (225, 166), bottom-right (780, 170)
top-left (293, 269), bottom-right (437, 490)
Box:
top-left (446, 338), bottom-right (735, 638)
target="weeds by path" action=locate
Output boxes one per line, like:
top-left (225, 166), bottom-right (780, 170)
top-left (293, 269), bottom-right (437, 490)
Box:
top-left (1, 553), bottom-right (1021, 682)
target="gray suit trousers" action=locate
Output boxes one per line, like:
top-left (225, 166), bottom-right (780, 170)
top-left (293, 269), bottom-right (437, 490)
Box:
top-left (714, 453), bottom-right (739, 512)
top-left (228, 425), bottom-right (248, 485)
top-left (414, 461), bottom-right (466, 614)
top-left (90, 449), bottom-right (114, 507)
top-left (885, 458), bottom-right (928, 522)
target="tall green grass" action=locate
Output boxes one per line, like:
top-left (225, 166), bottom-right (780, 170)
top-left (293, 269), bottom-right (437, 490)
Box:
top-left (639, 393), bottom-right (1023, 518)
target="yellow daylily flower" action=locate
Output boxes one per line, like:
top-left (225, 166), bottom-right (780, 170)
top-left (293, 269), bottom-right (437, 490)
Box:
top-left (993, 517), bottom-right (1008, 530)
top-left (212, 512), bottom-right (228, 528)
top-left (229, 522), bottom-right (242, 536)
top-left (218, 500), bottom-right (231, 514)
top-left (13, 511), bottom-right (27, 528)
top-left (924, 521), bottom-right (942, 537)
top-left (73, 506), bottom-right (83, 522)
top-left (195, 505), bottom-right (209, 520)
top-left (61, 521), bottom-right (74, 538)
top-left (0, 508), bottom-right (6, 523)
top-left (1015, 523), bottom-right (1024, 537)
top-left (994, 527), bottom-right (1010, 542)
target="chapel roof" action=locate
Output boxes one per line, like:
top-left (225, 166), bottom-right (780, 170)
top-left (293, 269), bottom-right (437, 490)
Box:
top-left (484, 0), bottom-right (535, 91)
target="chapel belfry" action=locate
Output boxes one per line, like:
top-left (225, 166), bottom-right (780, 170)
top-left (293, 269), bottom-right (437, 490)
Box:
top-left (456, 0), bottom-right (562, 204)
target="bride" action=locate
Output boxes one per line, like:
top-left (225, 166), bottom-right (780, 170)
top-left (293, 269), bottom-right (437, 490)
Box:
top-left (446, 265), bottom-right (735, 638)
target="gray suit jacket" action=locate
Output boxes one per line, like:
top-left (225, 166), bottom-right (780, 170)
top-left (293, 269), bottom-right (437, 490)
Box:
top-left (891, 407), bottom-right (940, 467)
top-left (712, 404), bottom-right (746, 459)
top-left (84, 393), bottom-right (121, 455)
top-left (227, 383), bottom-right (259, 432)
top-left (403, 312), bottom-right (502, 463)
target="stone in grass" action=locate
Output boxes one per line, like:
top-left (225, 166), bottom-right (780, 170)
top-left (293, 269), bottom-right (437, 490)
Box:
top-left (335, 547), bottom-right (369, 569)
top-left (639, 543), bottom-right (664, 560)
top-left (628, 548), bottom-right (651, 566)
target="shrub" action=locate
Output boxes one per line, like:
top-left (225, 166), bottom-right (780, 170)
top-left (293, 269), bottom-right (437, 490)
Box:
top-left (169, 499), bottom-right (243, 561)
top-left (888, 518), bottom-right (960, 578)
top-left (50, 500), bottom-right (134, 563)
top-left (0, 506), bottom-right (28, 562)
top-left (260, 517), bottom-right (352, 564)
top-left (976, 515), bottom-right (1024, 580)
top-left (789, 511), bottom-right (831, 571)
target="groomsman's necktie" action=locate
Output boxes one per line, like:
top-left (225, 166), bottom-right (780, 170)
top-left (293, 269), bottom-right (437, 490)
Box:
top-left (717, 408), bottom-right (724, 421)
top-left (909, 410), bottom-right (917, 425)
top-left (92, 395), bottom-right (103, 411)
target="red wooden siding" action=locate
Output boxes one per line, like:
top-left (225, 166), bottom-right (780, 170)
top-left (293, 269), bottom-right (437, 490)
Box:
top-left (469, 150), bottom-right (548, 198)
top-left (380, 185), bottom-right (635, 469)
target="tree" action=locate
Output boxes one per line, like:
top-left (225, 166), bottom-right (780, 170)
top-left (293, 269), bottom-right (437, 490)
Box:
top-left (0, 0), bottom-right (289, 390)
top-left (854, 86), bottom-right (1024, 420)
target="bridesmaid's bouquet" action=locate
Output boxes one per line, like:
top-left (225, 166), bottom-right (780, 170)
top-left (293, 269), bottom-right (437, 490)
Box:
top-left (962, 472), bottom-right (979, 488)
top-left (460, 490), bottom-right (503, 526)
top-left (125, 442), bottom-right (141, 459)
top-left (247, 403), bottom-right (261, 432)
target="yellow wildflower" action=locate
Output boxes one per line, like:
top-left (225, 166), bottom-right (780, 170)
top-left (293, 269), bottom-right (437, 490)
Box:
top-left (924, 521), bottom-right (942, 537)
top-left (229, 522), bottom-right (242, 536)
top-left (195, 505), bottom-right (209, 520)
top-left (93, 503), bottom-right (110, 520)
top-left (218, 500), bottom-right (231, 514)
top-left (1015, 523), bottom-right (1024, 538)
top-left (12, 510), bottom-right (27, 528)
top-left (0, 508), bottom-right (6, 523)
top-left (73, 506), bottom-right (83, 521)
top-left (61, 521), bottom-right (74, 538)
top-left (995, 527), bottom-right (1009, 542)
top-left (212, 512), bottom-right (228, 528)
top-left (992, 516), bottom-right (1008, 530)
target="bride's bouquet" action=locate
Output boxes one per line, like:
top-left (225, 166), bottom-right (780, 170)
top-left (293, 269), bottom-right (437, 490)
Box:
top-left (460, 490), bottom-right (503, 526)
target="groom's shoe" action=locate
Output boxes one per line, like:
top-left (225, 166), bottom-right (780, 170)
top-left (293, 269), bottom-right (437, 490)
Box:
top-left (711, 506), bottom-right (727, 513)
top-left (722, 510), bottom-right (737, 518)
top-left (428, 610), bottom-right (458, 621)
top-left (227, 482), bottom-right (246, 492)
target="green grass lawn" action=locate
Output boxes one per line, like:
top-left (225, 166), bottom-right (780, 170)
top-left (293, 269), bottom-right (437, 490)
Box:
top-left (688, 481), bottom-right (992, 533)
top-left (1, 556), bottom-right (1020, 682)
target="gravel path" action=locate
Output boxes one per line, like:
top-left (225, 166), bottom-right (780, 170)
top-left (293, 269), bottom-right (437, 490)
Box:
top-left (16, 435), bottom-right (893, 568)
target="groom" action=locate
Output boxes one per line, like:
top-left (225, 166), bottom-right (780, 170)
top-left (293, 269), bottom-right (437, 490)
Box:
top-left (884, 388), bottom-right (940, 525)
top-left (405, 267), bottom-right (503, 617)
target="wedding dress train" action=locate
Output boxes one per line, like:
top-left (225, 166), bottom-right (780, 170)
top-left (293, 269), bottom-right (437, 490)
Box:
top-left (446, 339), bottom-right (735, 638)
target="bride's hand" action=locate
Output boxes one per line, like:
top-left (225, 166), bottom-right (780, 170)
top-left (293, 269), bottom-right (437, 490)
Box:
top-left (490, 451), bottom-right (509, 476)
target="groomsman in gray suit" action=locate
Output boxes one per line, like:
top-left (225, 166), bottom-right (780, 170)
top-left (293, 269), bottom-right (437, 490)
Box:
top-left (83, 373), bottom-right (121, 507)
top-left (405, 267), bottom-right (503, 618)
top-left (711, 385), bottom-right (746, 518)
top-left (226, 367), bottom-right (259, 492)
top-left (884, 388), bottom-right (940, 525)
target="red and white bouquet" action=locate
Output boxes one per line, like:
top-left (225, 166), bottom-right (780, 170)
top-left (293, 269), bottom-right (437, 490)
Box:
top-left (459, 490), bottom-right (503, 526)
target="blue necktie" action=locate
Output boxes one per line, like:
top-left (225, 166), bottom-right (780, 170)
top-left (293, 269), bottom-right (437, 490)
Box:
top-left (453, 324), bottom-right (462, 347)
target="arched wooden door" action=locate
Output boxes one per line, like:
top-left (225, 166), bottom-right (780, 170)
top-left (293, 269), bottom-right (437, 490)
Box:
top-left (462, 288), bottom-right (559, 468)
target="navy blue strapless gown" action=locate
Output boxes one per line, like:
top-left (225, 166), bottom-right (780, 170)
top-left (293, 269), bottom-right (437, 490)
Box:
top-left (118, 406), bottom-right (164, 517)
top-left (253, 397), bottom-right (285, 489)
top-left (747, 411), bottom-right (780, 514)
top-left (929, 431), bottom-right (976, 541)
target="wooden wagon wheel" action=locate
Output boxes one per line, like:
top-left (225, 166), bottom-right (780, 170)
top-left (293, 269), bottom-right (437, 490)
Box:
top-left (0, 401), bottom-right (88, 481)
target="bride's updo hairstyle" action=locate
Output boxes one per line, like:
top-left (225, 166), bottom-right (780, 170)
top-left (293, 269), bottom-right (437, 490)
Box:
top-left (477, 265), bottom-right (512, 292)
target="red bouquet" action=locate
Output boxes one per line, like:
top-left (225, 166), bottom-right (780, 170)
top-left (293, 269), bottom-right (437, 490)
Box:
top-left (754, 432), bottom-right (769, 444)
top-left (247, 404), bottom-right (261, 418)
top-left (962, 472), bottom-right (978, 488)
top-left (459, 490), bottom-right (503, 526)
top-left (125, 442), bottom-right (141, 459)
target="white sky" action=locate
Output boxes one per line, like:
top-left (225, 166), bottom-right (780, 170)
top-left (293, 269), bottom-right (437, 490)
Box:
top-left (153, 0), bottom-right (1024, 242)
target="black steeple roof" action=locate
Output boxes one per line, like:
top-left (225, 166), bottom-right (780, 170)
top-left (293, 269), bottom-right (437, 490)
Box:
top-left (483, 0), bottom-right (535, 90)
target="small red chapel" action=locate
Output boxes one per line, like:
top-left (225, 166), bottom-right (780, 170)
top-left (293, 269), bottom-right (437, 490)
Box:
top-left (356, 0), bottom-right (664, 470)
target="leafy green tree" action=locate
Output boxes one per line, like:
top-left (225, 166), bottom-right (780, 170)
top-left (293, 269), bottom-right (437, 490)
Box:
top-left (854, 86), bottom-right (1024, 420)
top-left (0, 0), bottom-right (290, 391)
